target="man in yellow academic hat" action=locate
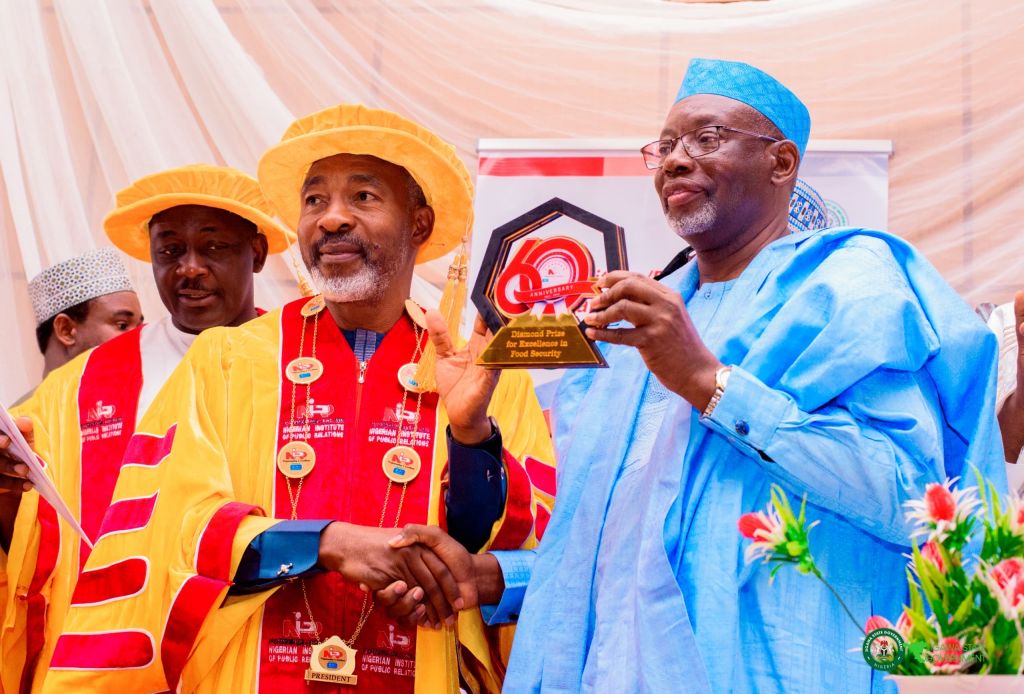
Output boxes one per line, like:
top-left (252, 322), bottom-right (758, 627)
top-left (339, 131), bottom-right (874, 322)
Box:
top-left (0, 164), bottom-right (293, 693)
top-left (41, 106), bottom-right (553, 694)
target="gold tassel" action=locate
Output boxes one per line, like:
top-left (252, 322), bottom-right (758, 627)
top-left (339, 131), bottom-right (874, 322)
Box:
top-left (287, 244), bottom-right (316, 297)
top-left (414, 245), bottom-right (469, 392)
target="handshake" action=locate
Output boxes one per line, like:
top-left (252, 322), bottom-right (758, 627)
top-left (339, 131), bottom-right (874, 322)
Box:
top-left (317, 521), bottom-right (504, 629)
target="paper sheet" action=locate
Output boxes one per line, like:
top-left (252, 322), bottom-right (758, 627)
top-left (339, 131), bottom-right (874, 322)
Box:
top-left (0, 404), bottom-right (92, 548)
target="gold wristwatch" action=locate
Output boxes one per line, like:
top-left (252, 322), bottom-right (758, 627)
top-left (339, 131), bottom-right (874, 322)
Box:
top-left (701, 366), bottom-right (732, 419)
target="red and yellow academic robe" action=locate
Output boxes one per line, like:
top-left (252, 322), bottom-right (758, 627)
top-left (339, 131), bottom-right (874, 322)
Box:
top-left (41, 299), bottom-right (555, 694)
top-left (2, 328), bottom-right (148, 694)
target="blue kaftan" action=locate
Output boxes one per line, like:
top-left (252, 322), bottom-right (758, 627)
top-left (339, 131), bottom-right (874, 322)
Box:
top-left (499, 227), bottom-right (1007, 694)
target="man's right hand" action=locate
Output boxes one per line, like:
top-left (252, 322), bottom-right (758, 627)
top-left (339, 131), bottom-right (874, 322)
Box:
top-left (0, 416), bottom-right (35, 549)
top-left (317, 522), bottom-right (468, 629)
top-left (374, 525), bottom-right (507, 627)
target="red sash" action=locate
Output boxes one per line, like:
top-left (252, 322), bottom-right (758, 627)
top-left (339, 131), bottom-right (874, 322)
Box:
top-left (21, 498), bottom-right (59, 693)
top-left (258, 300), bottom-right (439, 693)
top-left (76, 327), bottom-right (143, 565)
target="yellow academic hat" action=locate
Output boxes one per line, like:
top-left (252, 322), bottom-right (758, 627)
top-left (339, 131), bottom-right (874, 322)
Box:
top-left (103, 164), bottom-right (295, 262)
top-left (256, 104), bottom-right (474, 264)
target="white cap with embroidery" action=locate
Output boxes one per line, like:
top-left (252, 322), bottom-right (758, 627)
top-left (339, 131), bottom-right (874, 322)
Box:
top-left (27, 247), bottom-right (135, 325)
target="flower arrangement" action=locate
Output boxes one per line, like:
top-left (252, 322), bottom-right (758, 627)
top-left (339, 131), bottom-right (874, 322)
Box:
top-left (738, 476), bottom-right (1024, 676)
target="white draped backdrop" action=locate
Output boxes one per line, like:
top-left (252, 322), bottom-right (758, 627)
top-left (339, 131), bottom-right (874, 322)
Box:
top-left (1, 0), bottom-right (1022, 404)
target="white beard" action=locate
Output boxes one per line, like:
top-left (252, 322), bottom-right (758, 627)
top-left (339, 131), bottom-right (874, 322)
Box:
top-left (666, 198), bottom-right (717, 239)
top-left (310, 263), bottom-right (384, 303)
top-left (308, 240), bottom-right (414, 303)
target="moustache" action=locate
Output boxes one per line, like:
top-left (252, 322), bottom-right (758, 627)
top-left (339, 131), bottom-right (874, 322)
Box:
top-left (176, 278), bottom-right (214, 293)
top-left (312, 234), bottom-right (369, 263)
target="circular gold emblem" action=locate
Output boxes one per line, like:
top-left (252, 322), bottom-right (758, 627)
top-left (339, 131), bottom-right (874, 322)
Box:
top-left (318, 643), bottom-right (348, 670)
top-left (277, 441), bottom-right (317, 478)
top-left (286, 357), bottom-right (324, 385)
top-left (382, 445), bottom-right (421, 483)
top-left (404, 299), bottom-right (428, 330)
top-left (397, 363), bottom-right (426, 393)
top-left (301, 295), bottom-right (326, 317)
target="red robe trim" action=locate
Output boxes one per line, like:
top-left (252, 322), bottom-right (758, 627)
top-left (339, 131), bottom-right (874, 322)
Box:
top-left (489, 450), bottom-right (536, 550)
top-left (96, 492), bottom-right (159, 539)
top-left (50, 629), bottom-right (156, 670)
top-left (76, 327), bottom-right (144, 564)
top-left (70, 557), bottom-right (148, 607)
top-left (21, 500), bottom-right (60, 692)
top-left (161, 500), bottom-right (259, 690)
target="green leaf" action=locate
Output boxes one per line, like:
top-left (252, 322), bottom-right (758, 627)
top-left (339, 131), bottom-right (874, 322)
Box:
top-left (907, 571), bottom-right (924, 614)
top-left (1008, 628), bottom-right (1023, 674)
top-left (906, 607), bottom-right (937, 642)
top-left (771, 485), bottom-right (797, 527)
top-left (975, 468), bottom-right (989, 508)
top-left (990, 480), bottom-right (1004, 518)
top-left (983, 627), bottom-right (1002, 672)
top-left (912, 544), bottom-right (948, 623)
top-left (950, 590), bottom-right (977, 630)
top-left (981, 520), bottom-right (998, 563)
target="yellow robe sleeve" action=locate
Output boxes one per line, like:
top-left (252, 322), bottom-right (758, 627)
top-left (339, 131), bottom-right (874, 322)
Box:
top-left (0, 391), bottom-right (46, 694)
top-left (2, 360), bottom-right (86, 694)
top-left (39, 328), bottom-right (280, 694)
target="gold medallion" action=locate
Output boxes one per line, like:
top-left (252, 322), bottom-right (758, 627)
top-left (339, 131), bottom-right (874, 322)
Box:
top-left (301, 295), bottom-right (326, 317)
top-left (286, 357), bottom-right (324, 385)
top-left (304, 635), bottom-right (358, 685)
top-left (396, 362), bottom-right (426, 394)
top-left (277, 441), bottom-right (317, 478)
top-left (404, 299), bottom-right (428, 330)
top-left (382, 445), bottom-right (421, 483)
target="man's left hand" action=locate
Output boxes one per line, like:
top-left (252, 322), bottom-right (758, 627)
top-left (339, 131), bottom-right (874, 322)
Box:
top-left (583, 271), bottom-right (722, 409)
top-left (375, 524), bottom-right (498, 628)
top-left (427, 311), bottom-right (498, 445)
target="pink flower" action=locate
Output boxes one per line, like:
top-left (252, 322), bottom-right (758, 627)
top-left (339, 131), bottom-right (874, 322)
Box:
top-left (983, 557), bottom-right (1024, 619)
top-left (737, 510), bottom-right (786, 563)
top-left (738, 513), bottom-right (770, 540)
top-left (929, 636), bottom-right (965, 674)
top-left (895, 610), bottom-right (912, 639)
top-left (865, 612), bottom-right (913, 639)
top-left (864, 615), bottom-right (894, 634)
top-left (994, 557), bottom-right (1024, 585)
top-left (904, 478), bottom-right (980, 542)
top-left (925, 484), bottom-right (956, 522)
top-left (1007, 496), bottom-right (1024, 536)
top-left (920, 540), bottom-right (946, 574)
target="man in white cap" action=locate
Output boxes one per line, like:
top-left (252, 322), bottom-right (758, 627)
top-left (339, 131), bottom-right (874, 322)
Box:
top-left (0, 164), bottom-right (293, 693)
top-left (24, 246), bottom-right (141, 392)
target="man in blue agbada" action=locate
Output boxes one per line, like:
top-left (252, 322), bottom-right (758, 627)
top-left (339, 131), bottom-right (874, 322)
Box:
top-left (380, 58), bottom-right (1007, 692)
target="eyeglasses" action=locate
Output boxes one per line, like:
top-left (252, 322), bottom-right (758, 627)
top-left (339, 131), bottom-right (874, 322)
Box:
top-left (640, 125), bottom-right (781, 170)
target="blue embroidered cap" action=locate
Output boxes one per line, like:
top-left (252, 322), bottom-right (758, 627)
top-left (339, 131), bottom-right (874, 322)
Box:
top-left (676, 58), bottom-right (810, 157)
